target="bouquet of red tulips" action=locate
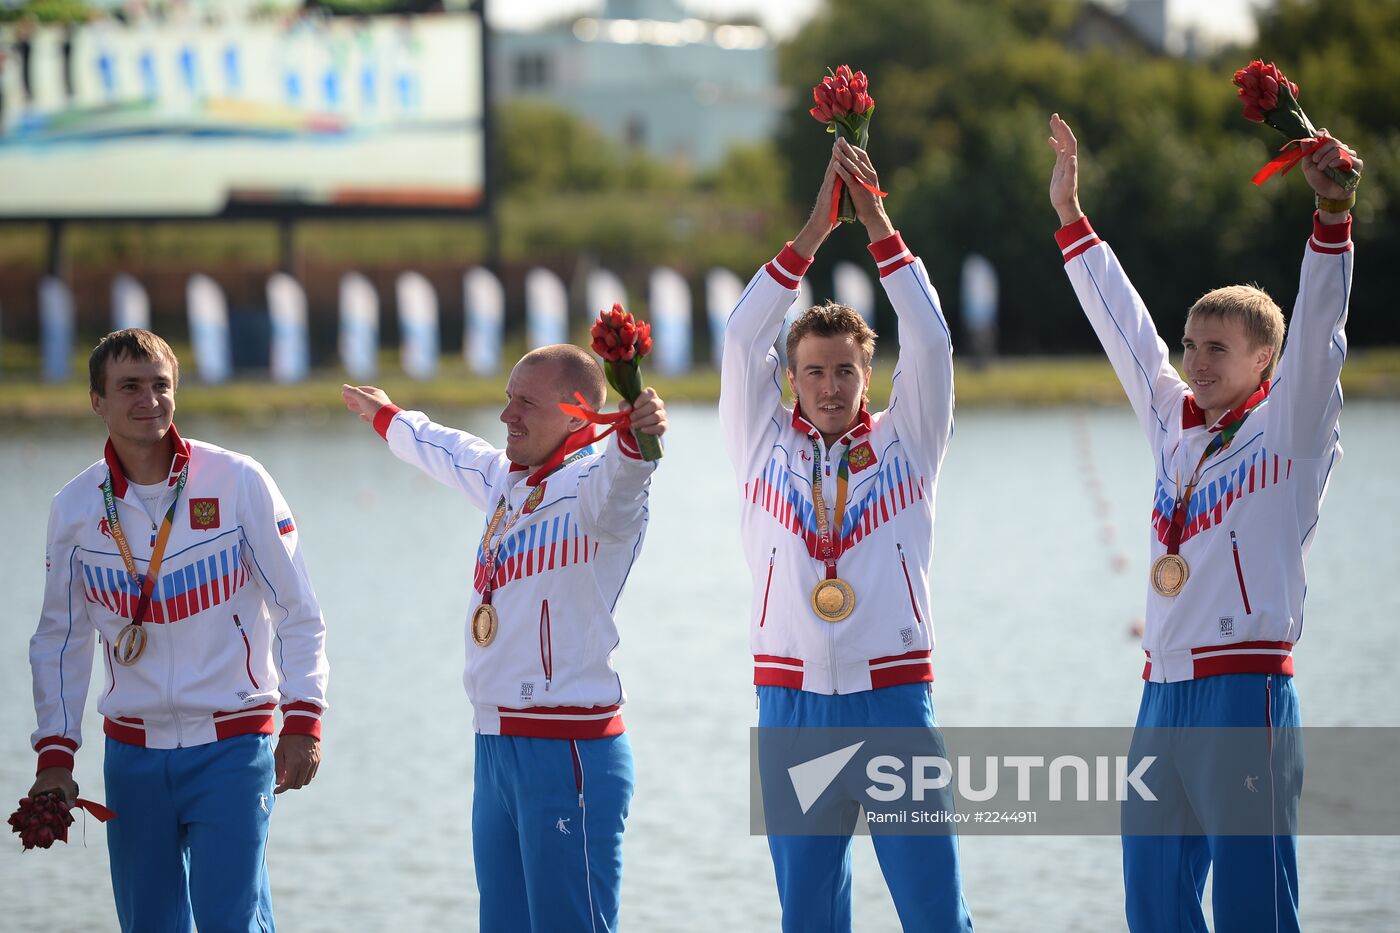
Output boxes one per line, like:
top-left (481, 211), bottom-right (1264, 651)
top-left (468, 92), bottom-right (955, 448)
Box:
top-left (809, 64), bottom-right (879, 223)
top-left (1232, 60), bottom-right (1360, 190)
top-left (587, 304), bottom-right (662, 461)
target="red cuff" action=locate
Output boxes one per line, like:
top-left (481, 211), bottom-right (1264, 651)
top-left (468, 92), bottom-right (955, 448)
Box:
top-left (280, 701), bottom-right (323, 740)
top-left (1055, 217), bottom-right (1101, 263)
top-left (34, 736), bottom-right (77, 774)
top-left (867, 231), bottom-right (914, 277)
top-left (764, 242), bottom-right (812, 290)
top-left (372, 404), bottom-right (402, 440)
top-left (616, 424), bottom-right (642, 461)
top-left (1309, 211), bottom-right (1352, 254)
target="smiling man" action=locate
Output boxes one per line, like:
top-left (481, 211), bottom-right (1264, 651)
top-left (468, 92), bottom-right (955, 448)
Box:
top-left (721, 139), bottom-right (972, 931)
top-left (1047, 113), bottom-right (1360, 931)
top-left (27, 329), bottom-right (329, 932)
top-left (341, 343), bottom-right (666, 933)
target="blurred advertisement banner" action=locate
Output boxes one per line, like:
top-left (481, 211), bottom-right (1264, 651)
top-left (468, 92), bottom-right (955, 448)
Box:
top-left (0, 9), bottom-right (485, 218)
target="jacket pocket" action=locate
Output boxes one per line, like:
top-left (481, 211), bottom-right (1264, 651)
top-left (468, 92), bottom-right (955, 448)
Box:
top-left (540, 600), bottom-right (553, 692)
top-left (896, 543), bottom-right (924, 626)
top-left (1230, 531), bottom-right (1253, 615)
top-left (758, 547), bottom-right (777, 627)
top-left (233, 614), bottom-right (260, 689)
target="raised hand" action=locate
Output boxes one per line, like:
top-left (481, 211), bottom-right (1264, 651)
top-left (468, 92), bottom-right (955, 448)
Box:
top-left (621, 387), bottom-right (668, 438)
top-left (833, 138), bottom-right (894, 242)
top-left (1047, 113), bottom-right (1085, 226)
top-left (341, 384), bottom-right (393, 422)
top-left (1302, 131), bottom-right (1363, 210)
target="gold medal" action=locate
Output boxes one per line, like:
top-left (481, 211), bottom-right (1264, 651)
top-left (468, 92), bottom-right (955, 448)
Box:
top-left (811, 578), bottom-right (856, 623)
top-left (471, 604), bottom-right (499, 647)
top-left (112, 624), bottom-right (148, 666)
top-left (1151, 553), bottom-right (1189, 598)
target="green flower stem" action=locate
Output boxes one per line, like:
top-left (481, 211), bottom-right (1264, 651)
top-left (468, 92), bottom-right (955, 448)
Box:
top-left (1267, 87), bottom-right (1361, 192)
top-left (604, 359), bottom-right (664, 461)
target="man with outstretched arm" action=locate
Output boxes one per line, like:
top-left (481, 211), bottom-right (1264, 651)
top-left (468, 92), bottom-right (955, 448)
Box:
top-left (720, 138), bottom-right (973, 932)
top-left (1047, 112), bottom-right (1359, 932)
top-left (342, 344), bottom-right (665, 933)
top-left (28, 328), bottom-right (329, 932)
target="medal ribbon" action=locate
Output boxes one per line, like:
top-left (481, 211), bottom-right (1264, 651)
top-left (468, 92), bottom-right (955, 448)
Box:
top-left (477, 495), bottom-right (525, 606)
top-left (1164, 400), bottom-right (1263, 555)
top-left (101, 464), bottom-right (189, 628)
top-left (810, 439), bottom-right (851, 580)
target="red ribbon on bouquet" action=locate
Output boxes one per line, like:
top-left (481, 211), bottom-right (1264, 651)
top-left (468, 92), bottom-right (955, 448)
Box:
top-left (558, 392), bottom-right (638, 450)
top-left (1251, 132), bottom-right (1353, 187)
top-left (829, 176), bottom-right (889, 226)
top-left (9, 793), bottom-right (117, 850)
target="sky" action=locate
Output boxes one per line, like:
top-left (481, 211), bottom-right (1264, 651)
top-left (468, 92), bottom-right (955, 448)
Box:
top-left (488, 0), bottom-right (1266, 46)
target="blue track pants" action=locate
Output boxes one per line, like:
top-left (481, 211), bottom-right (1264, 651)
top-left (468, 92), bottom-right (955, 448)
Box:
top-left (472, 732), bottom-right (634, 932)
top-left (758, 683), bottom-right (974, 933)
top-left (1123, 673), bottom-right (1302, 933)
top-left (104, 733), bottom-right (276, 933)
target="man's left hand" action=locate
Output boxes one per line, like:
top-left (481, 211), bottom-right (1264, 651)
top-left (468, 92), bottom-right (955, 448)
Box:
top-left (622, 387), bottom-right (668, 438)
top-left (274, 734), bottom-right (321, 795)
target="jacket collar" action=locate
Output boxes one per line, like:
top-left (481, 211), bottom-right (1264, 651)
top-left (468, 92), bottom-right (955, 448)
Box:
top-left (1181, 380), bottom-right (1272, 432)
top-left (791, 400), bottom-right (874, 446)
top-left (509, 423), bottom-right (599, 487)
top-left (101, 424), bottom-right (191, 499)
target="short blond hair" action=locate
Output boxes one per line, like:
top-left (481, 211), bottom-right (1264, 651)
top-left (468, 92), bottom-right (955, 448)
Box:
top-left (1186, 285), bottom-right (1285, 380)
top-left (786, 301), bottom-right (877, 368)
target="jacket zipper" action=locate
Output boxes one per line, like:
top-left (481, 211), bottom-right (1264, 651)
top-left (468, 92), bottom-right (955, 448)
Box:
top-left (1230, 531), bottom-right (1253, 615)
top-left (234, 614), bottom-right (260, 689)
top-left (1264, 674), bottom-right (1274, 755)
top-left (569, 738), bottom-right (585, 808)
top-left (897, 543), bottom-right (924, 626)
top-left (758, 548), bottom-right (776, 627)
top-left (539, 600), bottom-right (553, 692)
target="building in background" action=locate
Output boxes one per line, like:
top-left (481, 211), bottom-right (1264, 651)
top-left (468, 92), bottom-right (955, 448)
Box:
top-left (493, 0), bottom-right (784, 168)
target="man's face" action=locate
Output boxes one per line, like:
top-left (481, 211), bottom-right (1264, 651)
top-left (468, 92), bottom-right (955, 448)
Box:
top-left (499, 360), bottom-right (583, 468)
top-left (786, 333), bottom-right (872, 441)
top-left (1182, 314), bottom-right (1272, 417)
top-left (90, 354), bottom-right (176, 449)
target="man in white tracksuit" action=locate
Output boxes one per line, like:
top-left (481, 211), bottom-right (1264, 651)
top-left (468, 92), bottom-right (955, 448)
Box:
top-left (28, 328), bottom-right (328, 932)
top-left (721, 139), bottom-right (973, 931)
top-left (342, 345), bottom-right (666, 932)
top-left (1047, 113), bottom-right (1360, 932)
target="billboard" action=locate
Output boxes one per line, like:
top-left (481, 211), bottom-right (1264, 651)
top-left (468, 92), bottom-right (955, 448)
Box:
top-left (0, 5), bottom-right (487, 219)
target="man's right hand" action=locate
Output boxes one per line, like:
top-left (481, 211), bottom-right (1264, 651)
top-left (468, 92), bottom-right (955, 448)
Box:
top-left (29, 767), bottom-right (78, 805)
top-left (1047, 113), bottom-right (1086, 227)
top-left (342, 384), bottom-right (392, 422)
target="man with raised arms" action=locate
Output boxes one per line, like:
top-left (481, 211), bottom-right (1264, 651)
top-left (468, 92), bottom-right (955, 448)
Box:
top-left (1047, 113), bottom-right (1360, 932)
top-left (342, 344), bottom-right (666, 932)
top-left (721, 138), bottom-right (972, 931)
top-left (27, 328), bottom-right (329, 932)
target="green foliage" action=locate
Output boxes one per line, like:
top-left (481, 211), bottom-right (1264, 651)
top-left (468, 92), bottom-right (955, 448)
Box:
top-left (0, 0), bottom-right (93, 24)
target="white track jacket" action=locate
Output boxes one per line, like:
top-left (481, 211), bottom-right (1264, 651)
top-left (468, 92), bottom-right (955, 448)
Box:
top-left (374, 405), bottom-right (654, 737)
top-left (1057, 214), bottom-right (1352, 682)
top-left (30, 428), bottom-right (328, 772)
top-left (721, 233), bottom-right (955, 695)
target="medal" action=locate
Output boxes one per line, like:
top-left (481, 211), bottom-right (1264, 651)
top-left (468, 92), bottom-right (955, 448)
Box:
top-left (101, 459), bottom-right (188, 667)
top-left (112, 623), bottom-right (148, 666)
top-left (1150, 553), bottom-right (1189, 598)
top-left (1154, 390), bottom-right (1266, 600)
top-left (471, 604), bottom-right (499, 648)
top-left (811, 577), bottom-right (855, 623)
top-left (472, 489), bottom-right (531, 649)
top-left (808, 439), bottom-right (856, 622)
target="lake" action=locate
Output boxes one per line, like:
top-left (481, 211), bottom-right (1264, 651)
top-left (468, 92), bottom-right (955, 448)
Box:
top-left (2, 402), bottom-right (1397, 931)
